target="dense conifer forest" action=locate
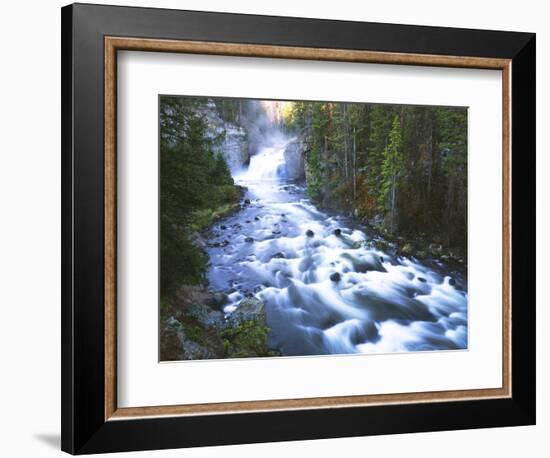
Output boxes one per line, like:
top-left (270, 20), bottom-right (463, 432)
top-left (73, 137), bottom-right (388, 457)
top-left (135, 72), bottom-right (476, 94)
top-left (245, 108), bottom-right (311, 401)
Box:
top-left (283, 101), bottom-right (468, 254)
top-left (160, 96), bottom-right (238, 297)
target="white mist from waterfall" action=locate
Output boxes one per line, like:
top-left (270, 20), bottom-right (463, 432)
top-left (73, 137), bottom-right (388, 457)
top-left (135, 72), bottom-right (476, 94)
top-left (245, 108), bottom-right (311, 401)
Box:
top-left (235, 125), bottom-right (296, 202)
top-left (244, 145), bottom-right (287, 182)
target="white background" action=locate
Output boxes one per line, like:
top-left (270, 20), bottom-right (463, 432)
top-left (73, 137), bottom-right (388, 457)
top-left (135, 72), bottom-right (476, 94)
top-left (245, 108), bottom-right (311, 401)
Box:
top-left (118, 52), bottom-right (502, 408)
top-left (0, 0), bottom-right (545, 457)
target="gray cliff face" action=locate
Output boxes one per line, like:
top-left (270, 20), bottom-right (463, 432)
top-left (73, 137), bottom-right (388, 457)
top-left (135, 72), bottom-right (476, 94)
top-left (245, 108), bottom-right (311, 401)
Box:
top-left (218, 123), bottom-right (248, 172)
top-left (283, 138), bottom-right (307, 180)
top-left (201, 100), bottom-right (249, 173)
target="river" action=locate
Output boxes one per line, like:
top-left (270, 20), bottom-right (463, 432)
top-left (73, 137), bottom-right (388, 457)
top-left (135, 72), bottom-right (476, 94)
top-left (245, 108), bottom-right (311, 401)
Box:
top-left (205, 137), bottom-right (468, 356)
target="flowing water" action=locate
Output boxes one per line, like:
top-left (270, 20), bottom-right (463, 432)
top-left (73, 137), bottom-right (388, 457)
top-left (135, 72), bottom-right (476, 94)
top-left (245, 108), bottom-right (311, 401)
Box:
top-left (206, 138), bottom-right (468, 356)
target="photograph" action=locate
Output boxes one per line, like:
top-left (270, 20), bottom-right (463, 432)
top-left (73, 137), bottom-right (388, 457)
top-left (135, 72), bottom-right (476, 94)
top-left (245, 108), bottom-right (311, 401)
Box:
top-left (159, 95), bottom-right (469, 361)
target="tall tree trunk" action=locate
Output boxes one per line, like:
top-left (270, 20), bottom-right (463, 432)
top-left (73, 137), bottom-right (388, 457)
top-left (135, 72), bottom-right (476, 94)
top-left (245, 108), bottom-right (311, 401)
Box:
top-left (426, 113), bottom-right (433, 225)
top-left (343, 104), bottom-right (349, 182)
top-left (353, 126), bottom-right (357, 202)
top-left (391, 174), bottom-right (397, 233)
top-left (443, 175), bottom-right (456, 246)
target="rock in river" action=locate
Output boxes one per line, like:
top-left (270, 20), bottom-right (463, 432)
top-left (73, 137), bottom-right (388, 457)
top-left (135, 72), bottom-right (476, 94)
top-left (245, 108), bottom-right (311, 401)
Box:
top-left (230, 296), bottom-right (266, 325)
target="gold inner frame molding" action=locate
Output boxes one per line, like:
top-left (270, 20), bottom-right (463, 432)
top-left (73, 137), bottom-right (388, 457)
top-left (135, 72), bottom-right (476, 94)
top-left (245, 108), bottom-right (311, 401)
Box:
top-left (104, 36), bottom-right (512, 421)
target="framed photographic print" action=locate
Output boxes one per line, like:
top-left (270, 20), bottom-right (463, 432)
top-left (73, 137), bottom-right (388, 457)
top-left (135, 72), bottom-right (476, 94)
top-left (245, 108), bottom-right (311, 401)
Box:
top-left (61, 3), bottom-right (536, 454)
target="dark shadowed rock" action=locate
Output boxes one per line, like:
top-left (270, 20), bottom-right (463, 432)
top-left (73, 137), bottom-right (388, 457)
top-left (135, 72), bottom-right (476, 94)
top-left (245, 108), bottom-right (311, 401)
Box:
top-left (429, 243), bottom-right (443, 255)
top-left (364, 321), bottom-right (381, 343)
top-left (244, 199), bottom-right (251, 205)
top-left (333, 228), bottom-right (342, 236)
top-left (174, 285), bottom-right (211, 308)
top-left (417, 277), bottom-right (427, 283)
top-left (330, 272), bottom-right (341, 282)
top-left (209, 292), bottom-right (228, 310)
top-left (245, 237), bottom-right (254, 243)
top-left (186, 303), bottom-right (224, 328)
top-left (161, 317), bottom-right (218, 361)
top-left (306, 229), bottom-right (315, 237)
top-left (209, 239), bottom-right (229, 248)
top-left (448, 277), bottom-right (456, 286)
top-left (220, 225), bottom-right (226, 230)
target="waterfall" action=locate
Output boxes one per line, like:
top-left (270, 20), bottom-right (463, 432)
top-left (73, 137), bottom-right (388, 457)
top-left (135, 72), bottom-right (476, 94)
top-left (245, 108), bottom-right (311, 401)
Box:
top-left (245, 144), bottom-right (287, 181)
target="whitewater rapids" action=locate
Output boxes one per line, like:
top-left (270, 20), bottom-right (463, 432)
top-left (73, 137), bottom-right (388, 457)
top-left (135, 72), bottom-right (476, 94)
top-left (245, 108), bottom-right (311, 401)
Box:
top-left (205, 140), bottom-right (468, 356)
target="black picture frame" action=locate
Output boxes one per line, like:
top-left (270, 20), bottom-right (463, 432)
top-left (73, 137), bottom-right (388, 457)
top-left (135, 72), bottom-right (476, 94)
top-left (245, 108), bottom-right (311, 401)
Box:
top-left (61, 3), bottom-right (536, 454)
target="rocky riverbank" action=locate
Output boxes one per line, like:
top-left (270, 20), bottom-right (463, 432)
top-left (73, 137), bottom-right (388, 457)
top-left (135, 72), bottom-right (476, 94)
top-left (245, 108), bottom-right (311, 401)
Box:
top-left (160, 287), bottom-right (276, 361)
top-left (361, 214), bottom-right (467, 268)
top-left (160, 186), bottom-right (280, 361)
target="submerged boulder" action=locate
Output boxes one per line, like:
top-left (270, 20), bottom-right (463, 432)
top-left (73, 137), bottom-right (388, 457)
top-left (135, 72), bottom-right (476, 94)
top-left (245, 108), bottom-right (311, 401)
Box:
top-left (340, 252), bottom-right (387, 273)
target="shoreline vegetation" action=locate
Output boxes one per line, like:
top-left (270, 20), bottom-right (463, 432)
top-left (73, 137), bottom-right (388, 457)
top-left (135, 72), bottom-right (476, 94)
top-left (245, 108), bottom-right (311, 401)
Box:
top-left (160, 96), bottom-right (274, 360)
top-left (159, 96), bottom-right (468, 361)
